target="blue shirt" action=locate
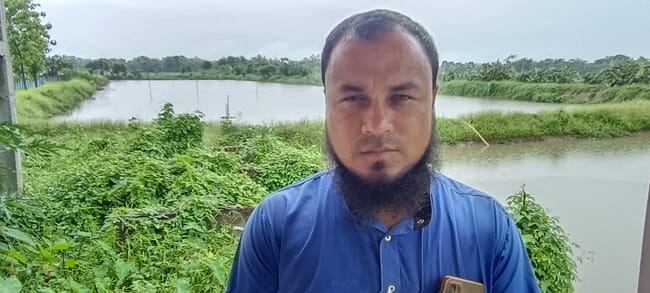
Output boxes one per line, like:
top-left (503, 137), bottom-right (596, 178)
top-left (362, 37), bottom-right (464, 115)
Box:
top-left (226, 170), bottom-right (540, 293)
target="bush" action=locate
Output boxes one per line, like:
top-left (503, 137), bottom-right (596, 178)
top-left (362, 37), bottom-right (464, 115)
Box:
top-left (506, 187), bottom-right (578, 293)
top-left (6, 103), bottom-right (332, 291)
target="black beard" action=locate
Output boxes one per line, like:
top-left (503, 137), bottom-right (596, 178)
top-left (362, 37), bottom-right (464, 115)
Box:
top-left (326, 129), bottom-right (440, 223)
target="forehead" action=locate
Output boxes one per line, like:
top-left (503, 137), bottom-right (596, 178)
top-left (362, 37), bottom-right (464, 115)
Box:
top-left (325, 29), bottom-right (432, 88)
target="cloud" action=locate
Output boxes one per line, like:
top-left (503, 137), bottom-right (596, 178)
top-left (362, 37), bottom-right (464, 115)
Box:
top-left (39, 0), bottom-right (650, 61)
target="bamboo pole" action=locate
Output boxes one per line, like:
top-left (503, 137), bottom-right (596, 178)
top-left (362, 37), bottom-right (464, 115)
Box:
top-left (463, 121), bottom-right (490, 147)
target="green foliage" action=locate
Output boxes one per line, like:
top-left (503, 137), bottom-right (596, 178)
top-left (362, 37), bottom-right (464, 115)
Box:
top-left (5, 0), bottom-right (56, 88)
top-left (0, 276), bottom-right (22, 292)
top-left (506, 187), bottom-right (577, 293)
top-left (441, 55), bottom-right (650, 88)
top-left (67, 53), bottom-right (650, 90)
top-left (473, 61), bottom-right (514, 81)
top-left (516, 67), bottom-right (580, 84)
top-left (128, 103), bottom-right (205, 157)
top-left (3, 103), bottom-right (332, 291)
top-left (100, 195), bottom-right (239, 292)
top-left (45, 55), bottom-right (74, 78)
top-left (584, 61), bottom-right (650, 87)
top-left (73, 54), bottom-right (322, 84)
top-left (251, 140), bottom-right (324, 192)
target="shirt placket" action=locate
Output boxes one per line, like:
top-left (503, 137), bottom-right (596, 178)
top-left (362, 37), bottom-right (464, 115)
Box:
top-left (380, 232), bottom-right (400, 293)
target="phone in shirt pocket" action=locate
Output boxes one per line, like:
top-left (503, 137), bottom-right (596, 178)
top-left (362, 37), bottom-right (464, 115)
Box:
top-left (438, 276), bottom-right (485, 293)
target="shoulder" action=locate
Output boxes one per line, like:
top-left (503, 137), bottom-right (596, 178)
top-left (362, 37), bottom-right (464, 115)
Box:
top-left (432, 171), bottom-right (510, 220)
top-left (431, 172), bottom-right (514, 251)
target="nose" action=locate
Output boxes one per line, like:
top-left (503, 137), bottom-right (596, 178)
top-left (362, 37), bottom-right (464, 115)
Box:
top-left (361, 99), bottom-right (393, 136)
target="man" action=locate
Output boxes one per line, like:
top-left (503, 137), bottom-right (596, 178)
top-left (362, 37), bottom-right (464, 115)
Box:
top-left (226, 9), bottom-right (540, 293)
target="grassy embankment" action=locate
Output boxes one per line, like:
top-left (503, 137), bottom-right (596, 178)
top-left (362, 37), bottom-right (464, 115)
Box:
top-left (439, 80), bottom-right (650, 103)
top-left (225, 100), bottom-right (650, 146)
top-left (15, 75), bottom-right (107, 121)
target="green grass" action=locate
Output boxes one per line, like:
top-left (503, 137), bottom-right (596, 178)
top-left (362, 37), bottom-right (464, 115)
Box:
top-left (205, 100), bottom-right (650, 147)
top-left (254, 100), bottom-right (650, 145)
top-left (15, 78), bottom-right (106, 121)
top-left (437, 100), bottom-right (650, 143)
top-left (439, 80), bottom-right (650, 103)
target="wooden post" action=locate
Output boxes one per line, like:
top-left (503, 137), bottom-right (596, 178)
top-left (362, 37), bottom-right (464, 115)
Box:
top-left (639, 186), bottom-right (650, 293)
top-left (0, 0), bottom-right (22, 193)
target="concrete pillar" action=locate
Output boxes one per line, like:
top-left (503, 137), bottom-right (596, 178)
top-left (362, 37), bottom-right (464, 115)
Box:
top-left (0, 0), bottom-right (22, 193)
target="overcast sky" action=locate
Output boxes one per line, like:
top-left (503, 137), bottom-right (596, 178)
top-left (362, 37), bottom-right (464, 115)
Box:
top-left (39, 0), bottom-right (649, 62)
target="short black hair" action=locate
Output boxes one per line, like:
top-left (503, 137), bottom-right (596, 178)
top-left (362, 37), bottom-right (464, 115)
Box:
top-left (321, 9), bottom-right (439, 87)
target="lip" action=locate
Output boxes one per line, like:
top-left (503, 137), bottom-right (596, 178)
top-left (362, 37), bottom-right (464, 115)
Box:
top-left (359, 149), bottom-right (398, 155)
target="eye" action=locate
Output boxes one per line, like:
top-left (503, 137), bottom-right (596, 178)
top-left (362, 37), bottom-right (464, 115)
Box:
top-left (341, 95), bottom-right (365, 103)
top-left (390, 94), bottom-right (412, 103)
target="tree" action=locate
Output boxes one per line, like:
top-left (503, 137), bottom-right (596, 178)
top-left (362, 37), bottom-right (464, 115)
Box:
top-left (5, 0), bottom-right (55, 88)
top-left (161, 55), bottom-right (188, 72)
top-left (85, 58), bottom-right (111, 75)
top-left (201, 60), bottom-right (212, 70)
top-left (127, 56), bottom-right (161, 73)
top-left (473, 61), bottom-right (513, 81)
top-left (45, 55), bottom-right (73, 77)
top-left (110, 60), bottom-right (127, 77)
top-left (259, 65), bottom-right (277, 79)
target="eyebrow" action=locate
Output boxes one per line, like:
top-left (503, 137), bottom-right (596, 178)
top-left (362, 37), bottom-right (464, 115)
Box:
top-left (389, 82), bottom-right (419, 92)
top-left (337, 82), bottom-right (419, 93)
top-left (338, 84), bottom-right (365, 93)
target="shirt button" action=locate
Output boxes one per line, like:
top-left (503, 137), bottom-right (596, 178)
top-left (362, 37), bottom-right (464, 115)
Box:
top-left (387, 284), bottom-right (397, 293)
top-left (417, 218), bottom-right (425, 225)
top-left (384, 235), bottom-right (392, 242)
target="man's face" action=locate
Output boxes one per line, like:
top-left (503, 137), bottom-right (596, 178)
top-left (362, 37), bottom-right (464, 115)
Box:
top-left (325, 29), bottom-right (437, 183)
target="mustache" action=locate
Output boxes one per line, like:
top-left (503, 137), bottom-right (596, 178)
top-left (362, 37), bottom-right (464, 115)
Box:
top-left (357, 135), bottom-right (400, 150)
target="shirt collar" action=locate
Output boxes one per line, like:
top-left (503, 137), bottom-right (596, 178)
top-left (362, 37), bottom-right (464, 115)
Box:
top-left (413, 190), bottom-right (432, 230)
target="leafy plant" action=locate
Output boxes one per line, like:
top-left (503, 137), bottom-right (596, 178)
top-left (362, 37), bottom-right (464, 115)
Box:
top-left (506, 186), bottom-right (578, 293)
top-left (0, 276), bottom-right (22, 293)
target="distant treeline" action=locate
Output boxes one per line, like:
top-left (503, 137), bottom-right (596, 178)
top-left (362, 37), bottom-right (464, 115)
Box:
top-left (44, 54), bottom-right (650, 88)
top-left (51, 55), bottom-right (322, 84)
top-left (441, 55), bottom-right (650, 87)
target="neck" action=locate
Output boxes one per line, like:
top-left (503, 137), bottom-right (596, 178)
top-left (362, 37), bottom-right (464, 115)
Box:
top-left (375, 209), bottom-right (408, 229)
